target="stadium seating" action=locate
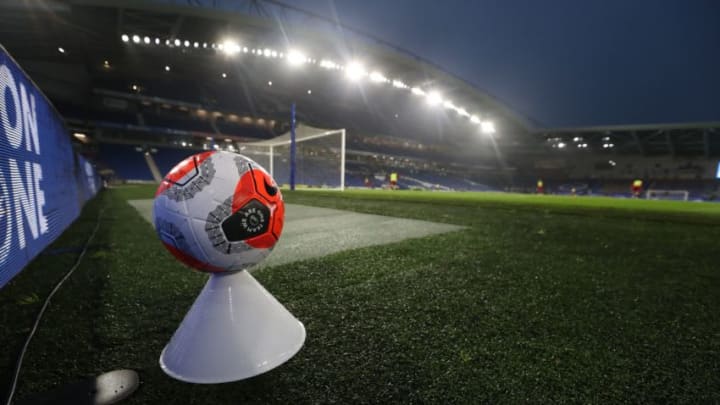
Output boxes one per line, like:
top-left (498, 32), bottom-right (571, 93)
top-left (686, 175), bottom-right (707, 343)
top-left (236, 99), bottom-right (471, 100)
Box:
top-left (153, 147), bottom-right (196, 175)
top-left (97, 144), bottom-right (153, 181)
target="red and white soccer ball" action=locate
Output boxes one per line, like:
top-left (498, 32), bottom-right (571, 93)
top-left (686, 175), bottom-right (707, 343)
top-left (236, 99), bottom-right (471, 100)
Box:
top-left (153, 151), bottom-right (284, 272)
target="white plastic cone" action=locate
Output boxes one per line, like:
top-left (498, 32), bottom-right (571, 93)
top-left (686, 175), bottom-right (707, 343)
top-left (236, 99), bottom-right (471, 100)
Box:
top-left (159, 270), bottom-right (306, 383)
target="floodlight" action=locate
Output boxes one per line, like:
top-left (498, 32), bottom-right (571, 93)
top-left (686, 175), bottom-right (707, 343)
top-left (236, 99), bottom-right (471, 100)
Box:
top-left (132, 35), bottom-right (140, 43)
top-left (573, 136), bottom-right (583, 142)
top-left (193, 42), bottom-right (199, 48)
top-left (73, 132), bottom-right (87, 140)
top-left (221, 72), bottom-right (227, 78)
top-left (268, 81), bottom-right (272, 86)
top-left (392, 79), bottom-right (407, 89)
top-left (263, 48), bottom-right (272, 57)
top-left (470, 115), bottom-right (481, 124)
top-left (57, 47), bottom-right (65, 54)
top-left (369, 71), bottom-right (387, 83)
top-left (345, 61), bottom-right (367, 81)
top-left (307, 89), bottom-right (312, 94)
top-left (143, 36), bottom-right (150, 44)
top-left (155, 38), bottom-right (161, 45)
top-left (320, 59), bottom-right (337, 69)
top-left (174, 39), bottom-right (181, 46)
top-left (411, 87), bottom-right (425, 96)
top-left (165, 65), bottom-right (171, 72)
top-left (121, 34), bottom-right (129, 42)
top-left (203, 42), bottom-right (207, 48)
top-left (184, 40), bottom-right (190, 47)
top-left (443, 100), bottom-right (456, 110)
top-left (221, 40), bottom-right (241, 55)
top-left (243, 47), bottom-right (248, 53)
top-left (457, 107), bottom-right (469, 117)
top-left (481, 121), bottom-right (496, 134)
top-left (271, 50), bottom-right (278, 58)
top-left (609, 160), bottom-right (616, 166)
top-left (426, 91), bottom-right (442, 106)
top-left (557, 142), bottom-right (566, 148)
top-left (287, 49), bottom-right (306, 66)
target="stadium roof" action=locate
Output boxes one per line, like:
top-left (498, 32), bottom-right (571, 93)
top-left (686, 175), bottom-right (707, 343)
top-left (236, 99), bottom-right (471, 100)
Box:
top-left (1, 0), bottom-right (718, 160)
top-left (0, 1), bottom-right (532, 154)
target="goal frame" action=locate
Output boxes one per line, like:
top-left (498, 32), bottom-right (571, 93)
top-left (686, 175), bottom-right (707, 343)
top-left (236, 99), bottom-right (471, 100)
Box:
top-left (240, 124), bottom-right (346, 190)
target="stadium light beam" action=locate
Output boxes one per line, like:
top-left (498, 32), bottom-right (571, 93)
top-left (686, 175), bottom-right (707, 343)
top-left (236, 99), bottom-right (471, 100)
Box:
top-left (392, 79), bottom-right (408, 89)
top-left (426, 91), bottom-right (443, 106)
top-left (320, 59), bottom-right (338, 69)
top-left (481, 121), bottom-right (496, 134)
top-left (221, 40), bottom-right (241, 56)
top-left (286, 49), bottom-right (306, 66)
top-left (369, 71), bottom-right (388, 83)
top-left (411, 87), bottom-right (426, 96)
top-left (345, 61), bottom-right (367, 81)
top-left (470, 115), bottom-right (481, 124)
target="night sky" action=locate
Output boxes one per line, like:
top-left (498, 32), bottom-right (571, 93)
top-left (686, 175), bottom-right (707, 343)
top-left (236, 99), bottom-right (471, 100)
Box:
top-left (286, 0), bottom-right (720, 128)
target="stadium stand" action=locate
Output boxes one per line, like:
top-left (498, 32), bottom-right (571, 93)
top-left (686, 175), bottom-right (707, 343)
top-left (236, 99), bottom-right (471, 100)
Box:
top-left (97, 143), bottom-right (154, 181)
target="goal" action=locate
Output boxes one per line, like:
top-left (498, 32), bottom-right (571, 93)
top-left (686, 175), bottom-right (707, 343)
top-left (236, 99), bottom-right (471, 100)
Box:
top-left (239, 123), bottom-right (346, 190)
top-left (646, 189), bottom-right (689, 201)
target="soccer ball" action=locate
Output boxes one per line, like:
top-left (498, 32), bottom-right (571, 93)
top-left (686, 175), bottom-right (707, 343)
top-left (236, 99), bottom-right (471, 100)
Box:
top-left (153, 151), bottom-right (284, 272)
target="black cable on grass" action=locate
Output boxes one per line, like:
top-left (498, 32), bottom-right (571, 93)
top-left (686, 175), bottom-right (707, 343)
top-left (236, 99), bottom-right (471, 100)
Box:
top-left (4, 208), bottom-right (105, 405)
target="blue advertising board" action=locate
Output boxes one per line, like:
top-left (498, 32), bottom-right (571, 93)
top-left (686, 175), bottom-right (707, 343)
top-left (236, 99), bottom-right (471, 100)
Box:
top-left (0, 45), bottom-right (100, 287)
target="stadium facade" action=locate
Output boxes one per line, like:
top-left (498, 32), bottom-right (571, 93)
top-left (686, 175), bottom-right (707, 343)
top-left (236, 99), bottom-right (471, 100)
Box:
top-left (0, 0), bottom-right (718, 197)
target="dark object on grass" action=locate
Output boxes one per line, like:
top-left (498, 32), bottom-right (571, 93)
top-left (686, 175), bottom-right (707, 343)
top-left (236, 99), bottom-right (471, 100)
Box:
top-left (17, 369), bottom-right (139, 405)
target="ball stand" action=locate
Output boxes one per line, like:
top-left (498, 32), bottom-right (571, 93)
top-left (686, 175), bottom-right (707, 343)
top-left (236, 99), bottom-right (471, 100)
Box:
top-left (159, 270), bottom-right (306, 384)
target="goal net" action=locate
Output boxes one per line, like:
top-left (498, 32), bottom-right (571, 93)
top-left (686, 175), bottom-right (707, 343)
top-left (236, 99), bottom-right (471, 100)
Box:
top-left (646, 189), bottom-right (689, 201)
top-left (239, 123), bottom-right (346, 190)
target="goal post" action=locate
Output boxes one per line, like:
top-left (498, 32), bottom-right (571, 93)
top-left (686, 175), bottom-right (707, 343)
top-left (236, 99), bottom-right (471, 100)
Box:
top-left (239, 123), bottom-right (346, 190)
top-left (646, 189), bottom-right (689, 201)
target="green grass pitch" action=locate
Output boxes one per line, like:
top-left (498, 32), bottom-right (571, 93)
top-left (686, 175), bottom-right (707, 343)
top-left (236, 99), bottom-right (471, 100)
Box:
top-left (1, 186), bottom-right (719, 403)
